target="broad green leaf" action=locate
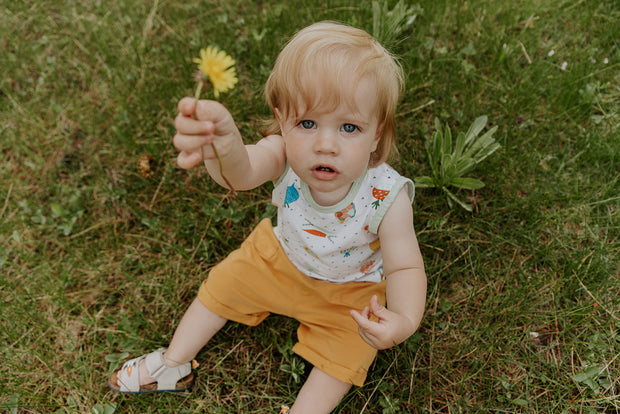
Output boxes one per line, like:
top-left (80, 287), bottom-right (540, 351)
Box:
top-left (464, 126), bottom-right (499, 160)
top-left (434, 117), bottom-right (442, 134)
top-left (441, 122), bottom-right (452, 156)
top-left (440, 153), bottom-right (452, 183)
top-left (443, 187), bottom-right (473, 212)
top-left (511, 398), bottom-right (528, 407)
top-left (472, 141), bottom-right (501, 164)
top-left (451, 177), bottom-right (485, 189)
top-left (50, 203), bottom-right (65, 218)
top-left (432, 129), bottom-right (443, 171)
top-left (105, 352), bottom-right (129, 364)
top-left (455, 157), bottom-right (476, 176)
top-left (424, 131), bottom-right (440, 177)
top-left (414, 176), bottom-right (436, 188)
top-left (454, 131), bottom-right (467, 158)
top-left (444, 163), bottom-right (458, 183)
top-left (463, 115), bottom-right (487, 147)
top-left (573, 365), bottom-right (604, 382)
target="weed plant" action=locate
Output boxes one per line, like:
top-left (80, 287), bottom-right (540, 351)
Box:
top-left (1, 0), bottom-right (618, 413)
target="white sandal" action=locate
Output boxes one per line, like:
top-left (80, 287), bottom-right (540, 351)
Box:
top-left (108, 348), bottom-right (197, 393)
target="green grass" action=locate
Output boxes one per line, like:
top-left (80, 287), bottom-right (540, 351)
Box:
top-left (1, 0), bottom-right (618, 413)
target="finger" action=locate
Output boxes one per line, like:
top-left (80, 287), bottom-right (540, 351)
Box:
top-left (174, 112), bottom-right (214, 136)
top-left (173, 132), bottom-right (213, 153)
top-left (354, 321), bottom-right (384, 349)
top-left (177, 98), bottom-right (231, 126)
top-left (176, 150), bottom-right (204, 170)
top-left (369, 295), bottom-right (389, 319)
top-left (178, 97), bottom-right (197, 116)
top-left (194, 99), bottom-right (232, 124)
top-left (350, 310), bottom-right (370, 329)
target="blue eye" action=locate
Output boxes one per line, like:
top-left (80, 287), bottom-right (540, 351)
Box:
top-left (299, 120), bottom-right (315, 129)
top-left (342, 124), bottom-right (358, 133)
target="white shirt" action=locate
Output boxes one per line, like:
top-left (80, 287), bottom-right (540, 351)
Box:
top-left (272, 163), bottom-right (414, 283)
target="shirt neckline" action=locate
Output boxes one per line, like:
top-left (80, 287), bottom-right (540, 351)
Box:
top-left (300, 169), bottom-right (368, 213)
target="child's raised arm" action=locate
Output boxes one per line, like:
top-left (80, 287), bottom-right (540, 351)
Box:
top-left (173, 97), bottom-right (286, 190)
top-left (350, 188), bottom-right (427, 349)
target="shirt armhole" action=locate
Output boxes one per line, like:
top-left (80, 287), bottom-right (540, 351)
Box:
top-left (368, 178), bottom-right (414, 234)
top-left (274, 162), bottom-right (290, 187)
top-left (271, 163), bottom-right (291, 207)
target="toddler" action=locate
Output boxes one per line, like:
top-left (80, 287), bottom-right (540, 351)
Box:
top-left (109, 21), bottom-right (427, 414)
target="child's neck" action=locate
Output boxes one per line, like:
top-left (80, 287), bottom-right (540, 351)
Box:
top-left (308, 184), bottom-right (354, 207)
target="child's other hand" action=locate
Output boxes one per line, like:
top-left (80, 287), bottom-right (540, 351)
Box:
top-left (173, 97), bottom-right (240, 170)
top-left (350, 295), bottom-right (415, 350)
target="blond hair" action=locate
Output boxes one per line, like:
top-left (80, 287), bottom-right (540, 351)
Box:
top-left (264, 21), bottom-right (404, 166)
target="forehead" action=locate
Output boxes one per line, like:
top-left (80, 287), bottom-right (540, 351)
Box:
top-left (286, 73), bottom-right (378, 121)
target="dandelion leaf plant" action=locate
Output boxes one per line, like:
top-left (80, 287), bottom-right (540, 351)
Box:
top-left (415, 116), bottom-right (500, 211)
top-left (371, 0), bottom-right (421, 51)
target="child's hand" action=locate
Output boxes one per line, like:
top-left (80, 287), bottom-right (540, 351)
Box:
top-left (350, 295), bottom-right (416, 350)
top-left (173, 97), bottom-right (241, 170)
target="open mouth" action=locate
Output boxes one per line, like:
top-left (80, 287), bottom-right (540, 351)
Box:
top-left (312, 164), bottom-right (338, 181)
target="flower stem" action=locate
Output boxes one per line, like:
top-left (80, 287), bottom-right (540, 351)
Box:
top-left (194, 81), bottom-right (237, 196)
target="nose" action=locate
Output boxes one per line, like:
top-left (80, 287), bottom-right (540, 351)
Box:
top-left (313, 129), bottom-right (339, 155)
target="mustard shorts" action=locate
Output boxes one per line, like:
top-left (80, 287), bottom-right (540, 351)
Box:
top-left (197, 218), bottom-right (386, 386)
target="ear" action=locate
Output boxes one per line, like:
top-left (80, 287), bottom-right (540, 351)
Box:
top-left (274, 107), bottom-right (286, 134)
top-left (371, 122), bottom-right (384, 152)
top-left (274, 107), bottom-right (284, 125)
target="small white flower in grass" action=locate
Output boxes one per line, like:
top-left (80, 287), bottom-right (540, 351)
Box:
top-left (560, 61), bottom-right (568, 71)
top-left (530, 331), bottom-right (539, 338)
top-left (604, 57), bottom-right (609, 64)
top-left (548, 49), bottom-right (555, 57)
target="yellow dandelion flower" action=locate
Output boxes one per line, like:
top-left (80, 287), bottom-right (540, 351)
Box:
top-left (193, 46), bottom-right (238, 98)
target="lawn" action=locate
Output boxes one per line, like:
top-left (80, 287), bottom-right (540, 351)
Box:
top-left (1, 0), bottom-right (618, 413)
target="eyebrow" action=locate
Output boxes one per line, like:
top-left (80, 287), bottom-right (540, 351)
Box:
top-left (295, 107), bottom-right (371, 122)
top-left (345, 119), bottom-right (370, 130)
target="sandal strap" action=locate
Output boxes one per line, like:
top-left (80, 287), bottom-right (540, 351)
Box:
top-left (143, 348), bottom-right (192, 391)
top-left (117, 355), bottom-right (147, 392)
top-left (116, 348), bottom-right (194, 392)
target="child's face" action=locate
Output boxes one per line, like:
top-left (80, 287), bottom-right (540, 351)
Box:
top-left (278, 77), bottom-right (382, 206)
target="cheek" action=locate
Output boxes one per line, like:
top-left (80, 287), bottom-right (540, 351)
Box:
top-left (351, 148), bottom-right (373, 171)
top-left (284, 138), bottom-right (304, 162)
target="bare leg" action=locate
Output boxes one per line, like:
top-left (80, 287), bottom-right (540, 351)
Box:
top-left (163, 298), bottom-right (227, 366)
top-left (290, 367), bottom-right (351, 414)
top-left (119, 298), bottom-right (227, 387)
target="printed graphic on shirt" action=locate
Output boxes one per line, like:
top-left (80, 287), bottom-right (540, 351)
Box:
top-left (360, 260), bottom-right (376, 275)
top-left (369, 238), bottom-right (381, 252)
top-left (335, 202), bottom-right (356, 223)
top-left (341, 246), bottom-right (358, 258)
top-left (302, 220), bottom-right (337, 243)
top-left (304, 246), bottom-right (320, 260)
top-left (371, 187), bottom-right (390, 209)
top-left (284, 183), bottom-right (299, 207)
